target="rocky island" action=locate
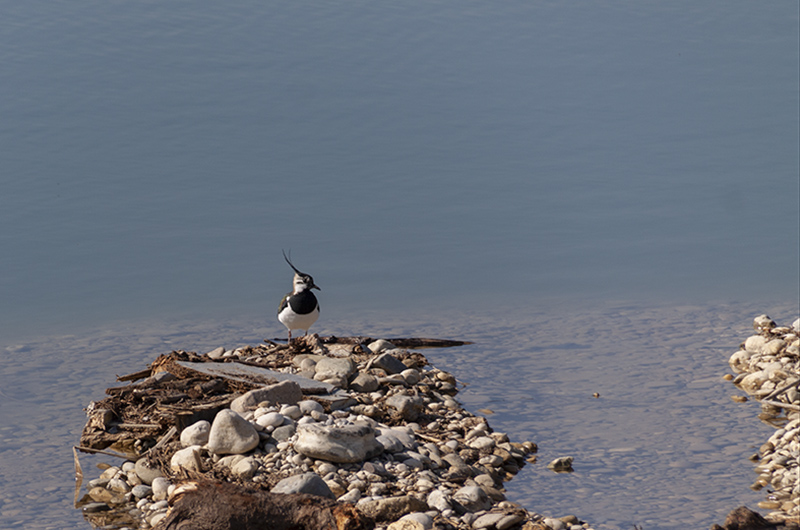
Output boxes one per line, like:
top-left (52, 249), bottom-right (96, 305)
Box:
top-left (75, 335), bottom-right (591, 530)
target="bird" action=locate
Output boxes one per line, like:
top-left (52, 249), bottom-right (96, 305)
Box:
top-left (277, 251), bottom-right (320, 344)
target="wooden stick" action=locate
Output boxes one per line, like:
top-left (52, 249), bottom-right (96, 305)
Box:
top-left (117, 368), bottom-right (152, 382)
top-left (73, 446), bottom-right (83, 479)
top-left (762, 378), bottom-right (800, 402)
top-left (762, 399), bottom-right (800, 412)
top-left (74, 445), bottom-right (134, 460)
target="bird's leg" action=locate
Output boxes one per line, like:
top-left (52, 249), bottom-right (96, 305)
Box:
top-left (287, 330), bottom-right (292, 345)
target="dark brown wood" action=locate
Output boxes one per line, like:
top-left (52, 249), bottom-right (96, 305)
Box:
top-left (157, 480), bottom-right (373, 530)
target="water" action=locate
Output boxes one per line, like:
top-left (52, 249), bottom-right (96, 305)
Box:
top-left (0, 1), bottom-right (797, 528)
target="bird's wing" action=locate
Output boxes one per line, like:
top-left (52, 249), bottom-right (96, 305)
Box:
top-left (278, 293), bottom-right (290, 315)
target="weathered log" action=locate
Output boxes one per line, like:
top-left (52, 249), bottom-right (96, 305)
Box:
top-left (156, 480), bottom-right (373, 530)
top-left (710, 506), bottom-right (781, 530)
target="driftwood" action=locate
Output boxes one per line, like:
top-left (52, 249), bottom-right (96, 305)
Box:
top-left (710, 506), bottom-right (789, 530)
top-left (156, 480), bottom-right (373, 530)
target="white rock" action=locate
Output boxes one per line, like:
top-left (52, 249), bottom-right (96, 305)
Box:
top-left (294, 423), bottom-right (382, 463)
top-left (280, 404), bottom-right (303, 420)
top-left (398, 512), bottom-right (433, 530)
top-left (151, 477), bottom-right (170, 501)
top-left (764, 339), bottom-right (786, 355)
top-left (206, 347), bottom-right (225, 359)
top-left (427, 489), bottom-right (452, 512)
top-left (256, 412), bottom-right (285, 428)
top-left (170, 445), bottom-right (203, 472)
top-left (231, 456), bottom-right (259, 479)
top-left (180, 420), bottom-right (211, 447)
top-left (468, 436), bottom-right (495, 451)
top-left (338, 488), bottom-right (362, 503)
top-left (740, 371), bottom-right (769, 393)
top-left (207, 409), bottom-right (260, 455)
top-left (401, 369), bottom-right (421, 385)
top-left (745, 335), bottom-right (768, 353)
top-left (792, 318), bottom-right (800, 332)
top-left (543, 518), bottom-right (565, 530)
top-left (368, 339), bottom-right (394, 353)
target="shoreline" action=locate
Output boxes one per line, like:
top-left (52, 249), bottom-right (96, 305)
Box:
top-left (76, 335), bottom-right (593, 530)
top-left (721, 315), bottom-right (800, 527)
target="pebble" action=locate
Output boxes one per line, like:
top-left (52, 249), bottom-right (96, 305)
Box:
top-left (271, 472), bottom-right (335, 499)
top-left (256, 411), bottom-right (285, 428)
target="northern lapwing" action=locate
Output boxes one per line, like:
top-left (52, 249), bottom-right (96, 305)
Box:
top-left (277, 251), bottom-right (320, 344)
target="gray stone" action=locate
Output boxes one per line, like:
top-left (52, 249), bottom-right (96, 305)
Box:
top-left (271, 423), bottom-right (296, 442)
top-left (230, 381), bottom-right (303, 413)
top-left (496, 514), bottom-right (525, 530)
top-left (376, 427), bottom-right (418, 452)
top-left (151, 477), bottom-right (170, 501)
top-left (372, 353), bottom-right (407, 374)
top-left (294, 423), bottom-right (382, 463)
top-left (256, 412), bottom-right (285, 428)
top-left (349, 373), bottom-right (380, 393)
top-left (231, 456), bottom-right (259, 479)
top-left (367, 339), bottom-right (394, 353)
top-left (468, 436), bottom-right (496, 451)
top-left (473, 513), bottom-right (507, 529)
top-left (298, 399), bottom-right (324, 415)
top-left (206, 347), bottom-right (226, 359)
top-left (280, 404), bottom-right (303, 420)
top-left (386, 394), bottom-right (424, 421)
top-left (453, 485), bottom-right (491, 512)
top-left (207, 409), bottom-right (260, 455)
top-left (134, 457), bottom-right (164, 485)
top-left (271, 472), bottom-right (335, 499)
top-left (427, 489), bottom-right (452, 512)
top-left (314, 357), bottom-right (356, 381)
top-left (399, 512), bottom-right (433, 530)
top-left (180, 420), bottom-right (210, 447)
top-left (131, 484), bottom-right (152, 499)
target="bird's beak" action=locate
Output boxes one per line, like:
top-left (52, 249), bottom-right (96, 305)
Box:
top-left (313, 285), bottom-right (321, 290)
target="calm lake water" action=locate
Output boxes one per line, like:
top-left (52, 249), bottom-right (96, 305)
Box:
top-left (0, 1), bottom-right (797, 529)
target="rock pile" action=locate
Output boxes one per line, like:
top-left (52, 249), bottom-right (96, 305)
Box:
top-left (77, 336), bottom-right (591, 530)
top-left (728, 315), bottom-right (800, 524)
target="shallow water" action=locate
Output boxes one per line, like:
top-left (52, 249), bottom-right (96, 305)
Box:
top-left (1, 300), bottom-right (797, 529)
